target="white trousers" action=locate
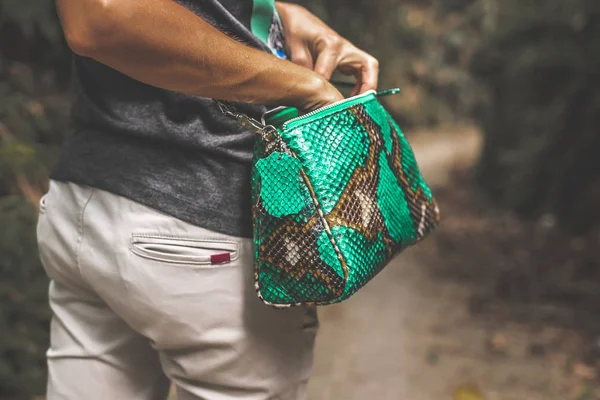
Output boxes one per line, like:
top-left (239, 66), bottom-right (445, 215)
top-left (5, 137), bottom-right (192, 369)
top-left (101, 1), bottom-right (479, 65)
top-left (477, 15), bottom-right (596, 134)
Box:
top-left (37, 181), bottom-right (318, 400)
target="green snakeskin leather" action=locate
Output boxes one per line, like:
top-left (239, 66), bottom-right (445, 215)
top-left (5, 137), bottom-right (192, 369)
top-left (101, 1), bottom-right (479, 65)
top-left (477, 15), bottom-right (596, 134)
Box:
top-left (251, 93), bottom-right (440, 307)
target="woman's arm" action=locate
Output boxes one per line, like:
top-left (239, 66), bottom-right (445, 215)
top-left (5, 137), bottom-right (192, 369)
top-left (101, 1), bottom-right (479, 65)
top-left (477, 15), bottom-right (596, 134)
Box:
top-left (56, 0), bottom-right (343, 110)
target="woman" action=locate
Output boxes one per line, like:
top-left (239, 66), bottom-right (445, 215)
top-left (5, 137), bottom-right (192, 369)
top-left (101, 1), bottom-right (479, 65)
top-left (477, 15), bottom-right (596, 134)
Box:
top-left (38, 1), bottom-right (379, 398)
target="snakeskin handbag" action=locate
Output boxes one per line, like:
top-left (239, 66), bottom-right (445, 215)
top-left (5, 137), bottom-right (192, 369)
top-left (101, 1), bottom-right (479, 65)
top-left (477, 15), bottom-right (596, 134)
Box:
top-left (219, 89), bottom-right (439, 307)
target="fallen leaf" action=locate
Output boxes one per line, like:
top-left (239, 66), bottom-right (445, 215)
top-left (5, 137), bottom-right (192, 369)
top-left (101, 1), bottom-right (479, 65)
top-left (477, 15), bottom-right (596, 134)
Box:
top-left (486, 332), bottom-right (508, 355)
top-left (491, 333), bottom-right (507, 350)
top-left (573, 363), bottom-right (596, 380)
top-left (454, 384), bottom-right (485, 400)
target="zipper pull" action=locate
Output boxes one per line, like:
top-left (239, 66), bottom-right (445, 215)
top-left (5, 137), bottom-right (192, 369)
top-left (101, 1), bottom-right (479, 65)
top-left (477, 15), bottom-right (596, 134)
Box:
top-left (376, 88), bottom-right (401, 97)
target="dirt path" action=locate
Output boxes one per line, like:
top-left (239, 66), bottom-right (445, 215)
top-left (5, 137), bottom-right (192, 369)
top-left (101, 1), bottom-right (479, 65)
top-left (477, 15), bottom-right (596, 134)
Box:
top-left (307, 247), bottom-right (583, 400)
top-left (307, 127), bottom-right (593, 400)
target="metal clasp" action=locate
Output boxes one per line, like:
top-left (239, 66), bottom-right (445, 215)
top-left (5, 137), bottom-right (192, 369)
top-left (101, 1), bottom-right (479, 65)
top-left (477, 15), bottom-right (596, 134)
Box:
top-left (216, 100), bottom-right (266, 135)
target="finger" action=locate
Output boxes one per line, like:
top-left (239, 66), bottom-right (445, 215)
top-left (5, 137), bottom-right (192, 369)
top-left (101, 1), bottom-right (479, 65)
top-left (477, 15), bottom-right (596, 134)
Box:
top-left (337, 51), bottom-right (379, 95)
top-left (351, 82), bottom-right (361, 97)
top-left (314, 50), bottom-right (339, 80)
top-left (335, 65), bottom-right (361, 96)
top-left (336, 62), bottom-right (363, 96)
top-left (290, 43), bottom-right (314, 70)
top-left (358, 55), bottom-right (379, 93)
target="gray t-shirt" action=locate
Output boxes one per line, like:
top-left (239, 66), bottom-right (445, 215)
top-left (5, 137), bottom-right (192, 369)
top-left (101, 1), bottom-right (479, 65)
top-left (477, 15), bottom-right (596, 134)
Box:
top-left (51, 0), bottom-right (287, 238)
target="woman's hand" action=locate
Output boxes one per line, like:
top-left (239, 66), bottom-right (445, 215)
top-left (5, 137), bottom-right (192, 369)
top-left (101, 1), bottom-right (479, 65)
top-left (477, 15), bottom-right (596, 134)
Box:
top-left (276, 2), bottom-right (380, 96)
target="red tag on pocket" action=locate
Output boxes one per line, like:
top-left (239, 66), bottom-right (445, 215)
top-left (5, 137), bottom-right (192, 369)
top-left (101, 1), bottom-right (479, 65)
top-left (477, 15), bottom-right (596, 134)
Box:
top-left (211, 253), bottom-right (231, 265)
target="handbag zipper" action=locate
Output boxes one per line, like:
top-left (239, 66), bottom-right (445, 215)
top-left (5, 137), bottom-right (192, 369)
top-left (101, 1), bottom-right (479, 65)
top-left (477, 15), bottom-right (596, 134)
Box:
top-left (281, 90), bottom-right (376, 130)
top-left (279, 88), bottom-right (400, 130)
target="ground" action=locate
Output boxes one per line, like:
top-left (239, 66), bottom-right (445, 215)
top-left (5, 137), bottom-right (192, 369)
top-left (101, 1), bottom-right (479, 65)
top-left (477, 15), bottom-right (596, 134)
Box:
top-left (307, 126), bottom-right (600, 400)
top-left (308, 245), bottom-right (595, 400)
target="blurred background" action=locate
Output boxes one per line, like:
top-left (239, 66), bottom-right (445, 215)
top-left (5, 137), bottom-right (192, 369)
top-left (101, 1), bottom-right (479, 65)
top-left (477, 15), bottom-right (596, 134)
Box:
top-left (0, 0), bottom-right (599, 399)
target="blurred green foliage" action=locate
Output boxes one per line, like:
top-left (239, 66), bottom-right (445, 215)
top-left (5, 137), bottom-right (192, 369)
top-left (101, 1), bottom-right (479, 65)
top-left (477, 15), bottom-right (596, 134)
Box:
top-left (302, 0), bottom-right (600, 231)
top-left (471, 0), bottom-right (600, 232)
top-left (0, 0), bottom-right (599, 398)
top-left (0, 1), bottom-right (70, 397)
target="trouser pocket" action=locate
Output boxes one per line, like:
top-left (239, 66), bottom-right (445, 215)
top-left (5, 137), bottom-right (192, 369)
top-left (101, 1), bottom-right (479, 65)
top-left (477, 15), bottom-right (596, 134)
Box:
top-left (129, 234), bottom-right (239, 266)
